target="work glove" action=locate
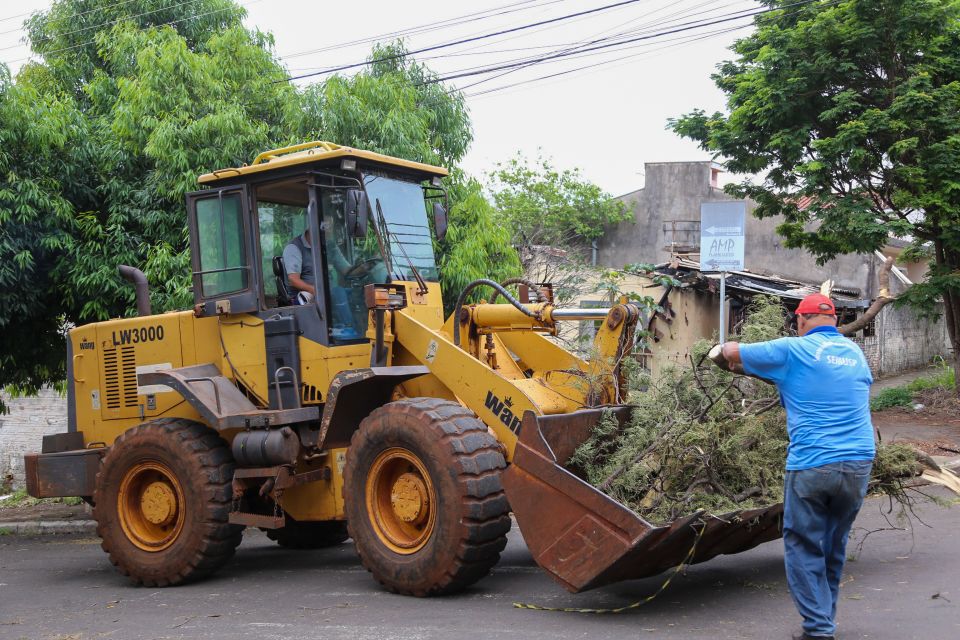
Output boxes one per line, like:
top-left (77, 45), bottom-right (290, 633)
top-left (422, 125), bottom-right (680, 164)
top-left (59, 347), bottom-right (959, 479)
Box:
top-left (707, 343), bottom-right (744, 374)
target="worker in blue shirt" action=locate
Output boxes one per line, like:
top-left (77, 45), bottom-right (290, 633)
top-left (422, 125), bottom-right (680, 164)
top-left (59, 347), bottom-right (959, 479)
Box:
top-left (708, 293), bottom-right (875, 640)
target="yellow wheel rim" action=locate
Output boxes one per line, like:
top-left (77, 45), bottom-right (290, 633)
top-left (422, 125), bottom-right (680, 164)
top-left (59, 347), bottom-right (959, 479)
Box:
top-left (365, 448), bottom-right (437, 554)
top-left (117, 461), bottom-right (185, 552)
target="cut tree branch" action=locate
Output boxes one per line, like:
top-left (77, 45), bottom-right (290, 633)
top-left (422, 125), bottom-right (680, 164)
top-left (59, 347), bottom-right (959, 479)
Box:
top-left (839, 256), bottom-right (896, 336)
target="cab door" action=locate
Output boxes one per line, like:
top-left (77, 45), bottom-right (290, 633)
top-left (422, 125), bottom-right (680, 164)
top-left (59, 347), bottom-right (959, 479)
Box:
top-left (186, 186), bottom-right (261, 316)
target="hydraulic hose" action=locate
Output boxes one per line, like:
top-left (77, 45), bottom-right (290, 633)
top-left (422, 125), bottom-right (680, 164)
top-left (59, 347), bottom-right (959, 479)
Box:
top-left (452, 279), bottom-right (537, 346)
top-left (488, 277), bottom-right (546, 305)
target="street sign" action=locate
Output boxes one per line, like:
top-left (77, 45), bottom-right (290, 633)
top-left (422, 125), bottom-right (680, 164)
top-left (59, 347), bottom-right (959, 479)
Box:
top-left (699, 201), bottom-right (746, 343)
top-left (700, 201), bottom-right (746, 273)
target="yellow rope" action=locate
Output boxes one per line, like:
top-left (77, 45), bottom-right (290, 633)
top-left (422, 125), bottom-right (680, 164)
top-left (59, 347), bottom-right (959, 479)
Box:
top-left (513, 524), bottom-right (705, 614)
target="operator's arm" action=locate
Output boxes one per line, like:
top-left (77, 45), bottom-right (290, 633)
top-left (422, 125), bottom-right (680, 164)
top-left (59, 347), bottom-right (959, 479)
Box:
top-left (326, 239), bottom-right (352, 277)
top-left (287, 273), bottom-right (315, 296)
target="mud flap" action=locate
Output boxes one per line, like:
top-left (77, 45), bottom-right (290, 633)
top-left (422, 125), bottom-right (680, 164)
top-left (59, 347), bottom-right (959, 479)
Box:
top-left (502, 409), bottom-right (783, 593)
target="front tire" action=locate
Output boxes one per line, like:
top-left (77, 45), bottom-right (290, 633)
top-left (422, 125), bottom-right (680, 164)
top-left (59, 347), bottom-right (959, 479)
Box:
top-left (343, 398), bottom-right (511, 596)
top-left (92, 418), bottom-right (242, 586)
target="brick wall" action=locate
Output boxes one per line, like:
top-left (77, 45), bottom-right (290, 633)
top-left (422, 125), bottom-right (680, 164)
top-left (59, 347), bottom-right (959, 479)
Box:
top-left (0, 389), bottom-right (68, 489)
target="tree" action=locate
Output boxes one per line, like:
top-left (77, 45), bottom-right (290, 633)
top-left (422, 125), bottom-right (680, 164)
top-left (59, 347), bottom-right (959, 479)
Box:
top-left (670, 0), bottom-right (960, 394)
top-left (1, 0), bottom-right (298, 408)
top-left (486, 153), bottom-right (630, 304)
top-left (299, 43), bottom-right (521, 310)
top-left (0, 69), bottom-right (82, 412)
top-left (2, 22), bottom-right (520, 406)
top-left (488, 153), bottom-right (630, 258)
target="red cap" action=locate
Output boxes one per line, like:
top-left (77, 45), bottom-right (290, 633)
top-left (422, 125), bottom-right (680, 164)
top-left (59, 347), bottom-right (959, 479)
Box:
top-left (796, 293), bottom-right (836, 316)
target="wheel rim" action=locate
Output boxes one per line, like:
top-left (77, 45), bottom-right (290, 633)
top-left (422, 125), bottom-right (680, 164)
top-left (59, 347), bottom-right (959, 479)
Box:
top-left (366, 447), bottom-right (437, 554)
top-left (117, 461), bottom-right (185, 552)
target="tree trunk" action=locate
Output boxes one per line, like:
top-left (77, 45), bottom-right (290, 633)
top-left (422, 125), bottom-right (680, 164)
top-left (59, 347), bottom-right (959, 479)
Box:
top-left (935, 241), bottom-right (960, 401)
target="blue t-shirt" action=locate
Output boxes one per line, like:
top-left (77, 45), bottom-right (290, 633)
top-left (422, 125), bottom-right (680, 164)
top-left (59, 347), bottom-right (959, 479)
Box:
top-left (739, 325), bottom-right (876, 470)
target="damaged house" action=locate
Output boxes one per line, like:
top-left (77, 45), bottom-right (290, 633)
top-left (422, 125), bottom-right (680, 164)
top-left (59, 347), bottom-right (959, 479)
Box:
top-left (573, 161), bottom-right (951, 377)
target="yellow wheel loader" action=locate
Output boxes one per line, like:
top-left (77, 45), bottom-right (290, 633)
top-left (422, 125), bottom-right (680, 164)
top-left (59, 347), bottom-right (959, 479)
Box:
top-left (25, 141), bottom-right (782, 594)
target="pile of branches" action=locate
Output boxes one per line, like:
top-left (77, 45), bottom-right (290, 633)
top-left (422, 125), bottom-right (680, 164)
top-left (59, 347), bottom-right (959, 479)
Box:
top-left (570, 296), bottom-right (937, 524)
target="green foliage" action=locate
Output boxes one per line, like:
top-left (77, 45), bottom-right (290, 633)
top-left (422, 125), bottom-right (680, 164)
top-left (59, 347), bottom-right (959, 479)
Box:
top-left (23, 0), bottom-right (246, 99)
top-left (0, 488), bottom-right (83, 509)
top-left (437, 177), bottom-right (522, 311)
top-left (298, 42), bottom-right (516, 312)
top-left (488, 153), bottom-right (631, 256)
top-left (905, 357), bottom-right (956, 393)
top-left (870, 387), bottom-right (914, 412)
top-left (2, 1), bottom-right (300, 406)
top-left (669, 0), bottom-right (960, 381)
top-left (870, 442), bottom-right (923, 495)
top-left (570, 298), bottom-right (790, 522)
top-left (870, 358), bottom-right (955, 410)
top-left (298, 42), bottom-right (472, 169)
top-left (2, 13), bottom-right (523, 404)
top-left (570, 295), bottom-right (926, 523)
top-left (0, 67), bottom-right (82, 413)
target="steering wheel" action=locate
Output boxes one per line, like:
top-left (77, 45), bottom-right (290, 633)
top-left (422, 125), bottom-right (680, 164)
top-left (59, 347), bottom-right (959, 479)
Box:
top-left (344, 258), bottom-right (382, 279)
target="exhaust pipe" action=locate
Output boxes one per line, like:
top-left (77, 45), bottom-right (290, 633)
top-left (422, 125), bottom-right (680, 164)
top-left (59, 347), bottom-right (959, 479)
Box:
top-left (118, 265), bottom-right (151, 317)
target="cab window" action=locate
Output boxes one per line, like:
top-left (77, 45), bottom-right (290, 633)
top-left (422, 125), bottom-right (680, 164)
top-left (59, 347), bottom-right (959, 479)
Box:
top-left (195, 193), bottom-right (248, 297)
top-left (322, 190), bottom-right (388, 342)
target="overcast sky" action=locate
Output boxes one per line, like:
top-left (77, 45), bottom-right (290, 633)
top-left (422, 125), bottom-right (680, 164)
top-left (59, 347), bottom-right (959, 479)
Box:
top-left (3, 0), bottom-right (757, 195)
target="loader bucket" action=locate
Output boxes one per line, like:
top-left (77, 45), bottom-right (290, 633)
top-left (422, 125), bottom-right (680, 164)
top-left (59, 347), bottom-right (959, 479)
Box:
top-left (502, 408), bottom-right (784, 593)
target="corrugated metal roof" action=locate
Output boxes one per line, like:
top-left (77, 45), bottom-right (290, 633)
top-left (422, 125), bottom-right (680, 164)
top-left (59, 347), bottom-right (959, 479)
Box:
top-left (657, 259), bottom-right (869, 308)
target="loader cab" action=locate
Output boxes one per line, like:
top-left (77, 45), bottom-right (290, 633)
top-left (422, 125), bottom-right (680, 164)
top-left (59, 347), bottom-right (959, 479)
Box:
top-left (186, 142), bottom-right (448, 346)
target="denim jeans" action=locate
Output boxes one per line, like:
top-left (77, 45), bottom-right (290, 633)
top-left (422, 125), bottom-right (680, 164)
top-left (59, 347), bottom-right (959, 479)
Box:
top-left (783, 459), bottom-right (872, 637)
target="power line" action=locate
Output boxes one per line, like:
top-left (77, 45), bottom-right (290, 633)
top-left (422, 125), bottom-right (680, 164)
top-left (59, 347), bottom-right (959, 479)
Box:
top-left (422, 0), bottom-right (823, 86)
top-left (0, 0), bottom-right (148, 37)
top-left (466, 23), bottom-right (747, 98)
top-left (447, 0), bottom-right (746, 93)
top-left (275, 0), bottom-right (565, 63)
top-left (0, 8), bottom-right (39, 25)
top-left (463, 0), bottom-right (829, 99)
top-left (0, 0), bottom-right (208, 53)
top-left (3, 0), bottom-right (262, 66)
top-left (278, 0), bottom-right (648, 83)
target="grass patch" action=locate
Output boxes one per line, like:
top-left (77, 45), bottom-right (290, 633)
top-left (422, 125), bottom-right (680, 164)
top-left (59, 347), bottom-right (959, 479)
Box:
top-left (871, 359), bottom-right (956, 412)
top-left (870, 387), bottom-right (914, 411)
top-left (0, 489), bottom-right (83, 509)
top-left (0, 489), bottom-right (39, 509)
top-left (0, 527), bottom-right (12, 536)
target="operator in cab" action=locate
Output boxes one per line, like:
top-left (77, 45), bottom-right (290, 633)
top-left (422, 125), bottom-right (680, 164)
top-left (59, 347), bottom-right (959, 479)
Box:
top-left (282, 227), bottom-right (318, 305)
top-left (707, 293), bottom-right (875, 640)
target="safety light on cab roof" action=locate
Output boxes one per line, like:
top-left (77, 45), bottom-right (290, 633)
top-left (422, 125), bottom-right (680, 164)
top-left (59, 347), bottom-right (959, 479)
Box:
top-left (431, 176), bottom-right (443, 187)
top-left (340, 159), bottom-right (357, 171)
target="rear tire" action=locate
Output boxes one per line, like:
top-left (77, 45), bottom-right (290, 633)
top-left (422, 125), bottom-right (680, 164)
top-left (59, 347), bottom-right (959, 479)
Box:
top-left (92, 418), bottom-right (242, 586)
top-left (343, 398), bottom-right (510, 596)
top-left (266, 517), bottom-right (349, 549)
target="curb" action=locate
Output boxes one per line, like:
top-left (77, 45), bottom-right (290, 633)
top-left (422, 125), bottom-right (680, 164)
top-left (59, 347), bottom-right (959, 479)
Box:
top-left (0, 520), bottom-right (97, 536)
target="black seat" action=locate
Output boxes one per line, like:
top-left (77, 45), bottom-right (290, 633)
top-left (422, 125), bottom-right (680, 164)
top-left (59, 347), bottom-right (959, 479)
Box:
top-left (273, 256), bottom-right (293, 306)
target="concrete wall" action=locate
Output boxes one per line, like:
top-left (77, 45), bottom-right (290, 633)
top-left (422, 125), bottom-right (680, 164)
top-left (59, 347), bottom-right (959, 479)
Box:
top-left (598, 161), bottom-right (875, 295)
top-left (856, 304), bottom-right (951, 377)
top-left (0, 389), bottom-right (67, 489)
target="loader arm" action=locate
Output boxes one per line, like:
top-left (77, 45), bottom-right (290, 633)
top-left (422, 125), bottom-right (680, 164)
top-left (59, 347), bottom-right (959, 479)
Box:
top-left (393, 299), bottom-right (641, 461)
top-left (390, 292), bottom-right (784, 594)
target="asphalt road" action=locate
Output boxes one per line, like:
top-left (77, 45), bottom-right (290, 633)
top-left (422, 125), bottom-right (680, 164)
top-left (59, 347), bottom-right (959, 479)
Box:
top-left (1, 491), bottom-right (957, 640)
